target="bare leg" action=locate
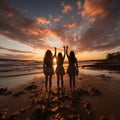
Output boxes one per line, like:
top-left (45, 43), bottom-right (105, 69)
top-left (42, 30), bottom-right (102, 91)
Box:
top-left (57, 75), bottom-right (60, 90)
top-left (45, 75), bottom-right (48, 92)
top-left (69, 75), bottom-right (72, 92)
top-left (73, 75), bottom-right (76, 91)
top-left (61, 75), bottom-right (64, 89)
top-left (49, 75), bottom-right (52, 92)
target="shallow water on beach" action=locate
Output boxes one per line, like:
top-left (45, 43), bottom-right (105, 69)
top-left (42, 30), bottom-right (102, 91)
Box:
top-left (80, 68), bottom-right (120, 79)
top-left (0, 59), bottom-right (120, 88)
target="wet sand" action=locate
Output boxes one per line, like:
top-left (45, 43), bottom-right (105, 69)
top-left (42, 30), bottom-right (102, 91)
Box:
top-left (0, 73), bottom-right (120, 120)
top-left (81, 59), bottom-right (120, 71)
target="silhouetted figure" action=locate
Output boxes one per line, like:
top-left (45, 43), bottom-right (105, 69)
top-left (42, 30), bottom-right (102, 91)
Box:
top-left (66, 46), bottom-right (79, 92)
top-left (43, 48), bottom-right (56, 92)
top-left (55, 47), bottom-right (65, 91)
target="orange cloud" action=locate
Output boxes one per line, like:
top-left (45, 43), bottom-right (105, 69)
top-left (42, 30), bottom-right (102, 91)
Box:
top-left (36, 17), bottom-right (51, 25)
top-left (42, 28), bottom-right (60, 39)
top-left (61, 2), bottom-right (73, 13)
top-left (64, 22), bottom-right (77, 29)
top-left (82, 0), bottom-right (110, 19)
top-left (28, 29), bottom-right (40, 35)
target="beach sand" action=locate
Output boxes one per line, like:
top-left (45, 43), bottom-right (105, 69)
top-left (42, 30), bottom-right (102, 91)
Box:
top-left (0, 72), bottom-right (120, 120)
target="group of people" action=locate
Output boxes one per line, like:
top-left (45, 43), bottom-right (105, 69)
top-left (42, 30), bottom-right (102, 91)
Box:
top-left (43, 46), bottom-right (79, 92)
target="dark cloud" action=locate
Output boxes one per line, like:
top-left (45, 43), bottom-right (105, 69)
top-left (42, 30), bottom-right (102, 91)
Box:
top-left (0, 0), bottom-right (120, 55)
top-left (70, 0), bottom-right (120, 52)
top-left (0, 45), bottom-right (33, 53)
top-left (0, 0), bottom-right (48, 49)
top-left (0, 53), bottom-right (34, 60)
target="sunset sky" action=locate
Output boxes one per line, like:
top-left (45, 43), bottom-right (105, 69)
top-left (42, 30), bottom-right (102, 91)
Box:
top-left (0, 0), bottom-right (120, 61)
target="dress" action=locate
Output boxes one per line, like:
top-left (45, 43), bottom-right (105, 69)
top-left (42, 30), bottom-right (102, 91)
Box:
top-left (55, 58), bottom-right (65, 75)
top-left (67, 64), bottom-right (77, 75)
top-left (67, 57), bottom-right (78, 75)
top-left (43, 58), bottom-right (54, 75)
top-left (56, 65), bottom-right (65, 75)
top-left (44, 66), bottom-right (54, 75)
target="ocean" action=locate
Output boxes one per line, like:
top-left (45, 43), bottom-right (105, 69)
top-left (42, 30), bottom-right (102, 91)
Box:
top-left (0, 59), bottom-right (120, 88)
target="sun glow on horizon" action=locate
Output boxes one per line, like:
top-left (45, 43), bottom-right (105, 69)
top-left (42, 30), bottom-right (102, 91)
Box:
top-left (53, 57), bottom-right (57, 65)
top-left (0, 35), bottom-right (119, 61)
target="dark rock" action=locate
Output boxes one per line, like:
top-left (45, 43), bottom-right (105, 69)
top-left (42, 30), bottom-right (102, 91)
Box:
top-left (24, 84), bottom-right (38, 91)
top-left (13, 91), bottom-right (25, 97)
top-left (30, 106), bottom-right (50, 120)
top-left (7, 111), bottom-right (20, 120)
top-left (77, 88), bottom-right (89, 97)
top-left (88, 86), bottom-right (102, 96)
top-left (0, 88), bottom-right (8, 95)
top-left (4, 90), bottom-right (12, 96)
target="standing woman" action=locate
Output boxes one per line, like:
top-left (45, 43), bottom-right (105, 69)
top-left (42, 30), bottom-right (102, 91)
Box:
top-left (43, 48), bottom-right (56, 92)
top-left (66, 46), bottom-right (78, 92)
top-left (56, 47), bottom-right (65, 90)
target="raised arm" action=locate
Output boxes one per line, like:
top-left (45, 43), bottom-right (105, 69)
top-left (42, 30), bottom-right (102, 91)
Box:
top-left (63, 46), bottom-right (66, 59)
top-left (66, 46), bottom-right (69, 58)
top-left (53, 47), bottom-right (57, 57)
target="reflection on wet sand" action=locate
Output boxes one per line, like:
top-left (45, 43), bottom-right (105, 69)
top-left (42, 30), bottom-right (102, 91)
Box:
top-left (30, 84), bottom-right (98, 120)
top-left (0, 73), bottom-right (120, 120)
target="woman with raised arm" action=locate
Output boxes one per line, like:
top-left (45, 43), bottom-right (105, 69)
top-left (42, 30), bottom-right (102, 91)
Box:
top-left (43, 47), bottom-right (56, 92)
top-left (66, 46), bottom-right (78, 92)
top-left (55, 47), bottom-right (65, 90)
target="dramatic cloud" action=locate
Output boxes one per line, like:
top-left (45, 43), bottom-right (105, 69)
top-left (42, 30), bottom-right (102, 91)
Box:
top-left (0, 53), bottom-right (35, 60)
top-left (36, 17), bottom-right (51, 25)
top-left (55, 0), bottom-right (120, 52)
top-left (81, 0), bottom-right (112, 19)
top-left (0, 45), bottom-right (33, 53)
top-left (75, 0), bottom-right (120, 51)
top-left (0, 0), bottom-right (120, 60)
top-left (61, 2), bottom-right (73, 13)
top-left (0, 0), bottom-right (45, 49)
top-left (0, 0), bottom-right (62, 51)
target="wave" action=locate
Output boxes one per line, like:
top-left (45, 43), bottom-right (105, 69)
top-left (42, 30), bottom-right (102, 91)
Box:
top-left (0, 71), bottom-right (43, 78)
top-left (0, 59), bottom-right (96, 78)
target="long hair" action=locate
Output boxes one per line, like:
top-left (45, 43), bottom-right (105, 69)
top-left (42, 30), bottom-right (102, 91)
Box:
top-left (69, 51), bottom-right (76, 63)
top-left (44, 50), bottom-right (53, 65)
top-left (57, 52), bottom-right (63, 64)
